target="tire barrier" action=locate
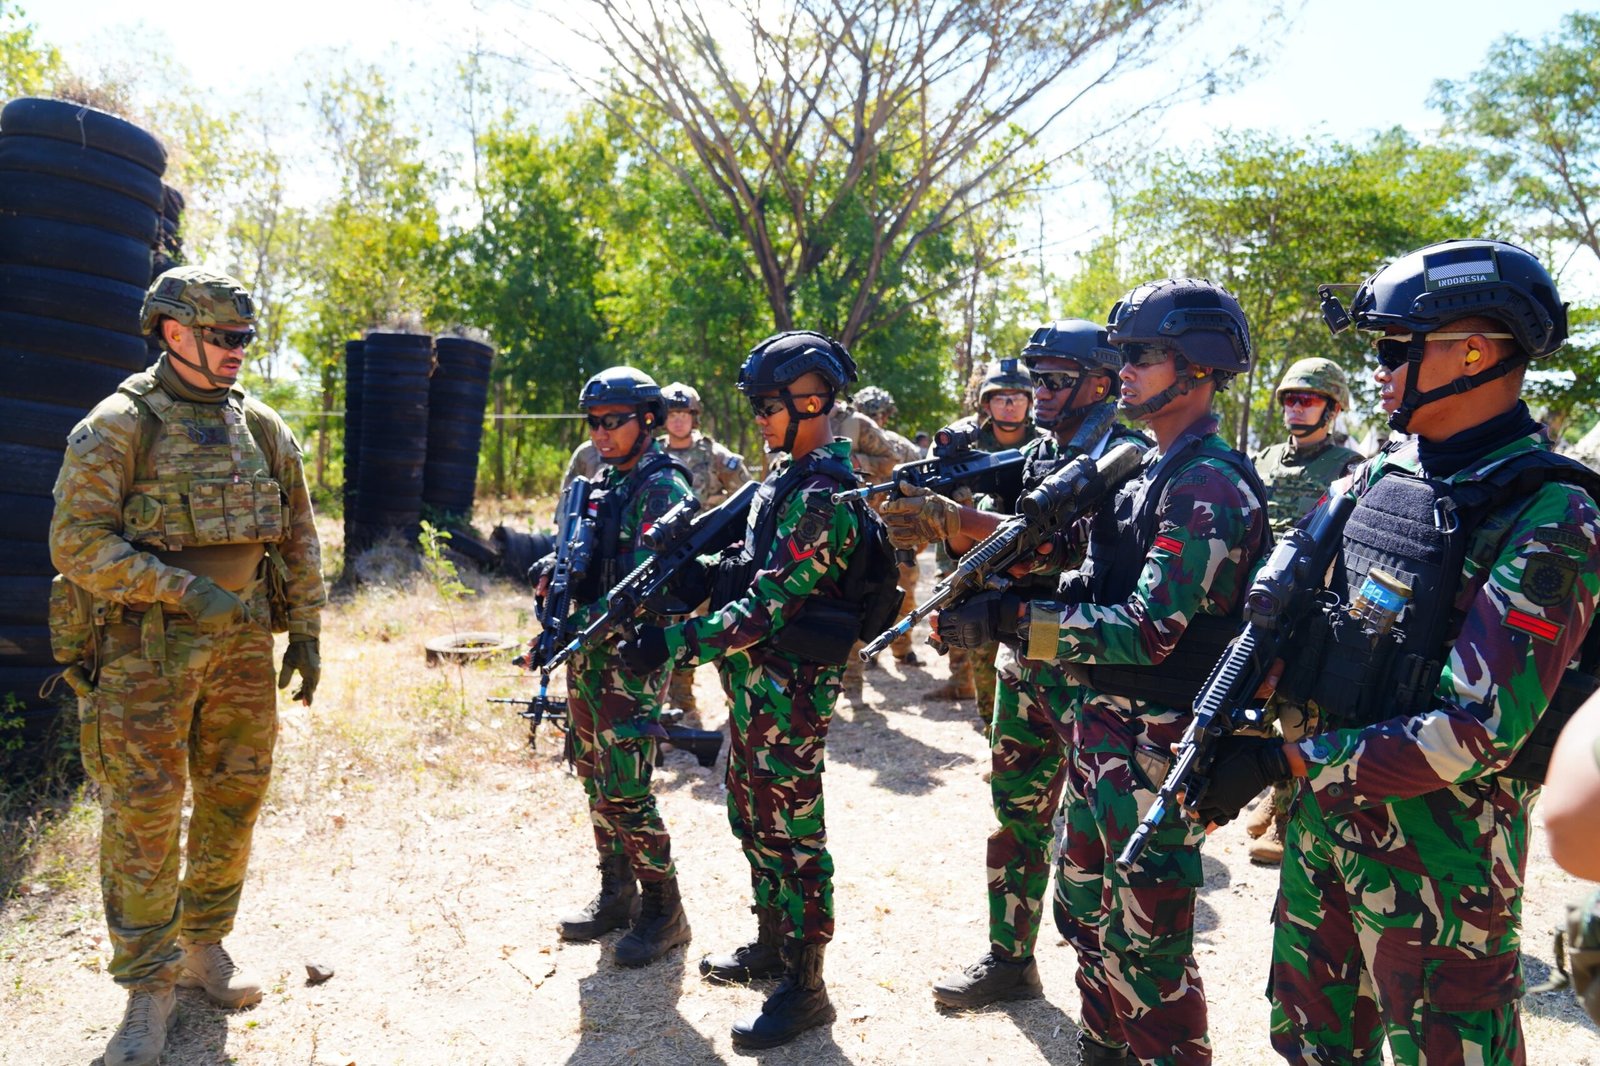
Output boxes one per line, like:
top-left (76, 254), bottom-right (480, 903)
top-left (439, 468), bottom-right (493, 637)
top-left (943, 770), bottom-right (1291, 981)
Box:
top-left (347, 331), bottom-right (433, 556)
top-left (342, 339), bottom-right (365, 562)
top-left (489, 526), bottom-right (556, 585)
top-left (422, 335), bottom-right (494, 522)
top-left (0, 96), bottom-right (166, 747)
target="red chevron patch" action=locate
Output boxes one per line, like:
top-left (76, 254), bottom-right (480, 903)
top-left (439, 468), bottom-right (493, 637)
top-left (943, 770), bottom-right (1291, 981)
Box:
top-left (1504, 608), bottom-right (1561, 643)
top-left (1154, 534), bottom-right (1184, 555)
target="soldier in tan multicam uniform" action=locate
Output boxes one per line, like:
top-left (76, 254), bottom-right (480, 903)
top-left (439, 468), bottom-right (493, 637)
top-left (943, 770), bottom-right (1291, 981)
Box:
top-left (560, 439), bottom-right (605, 490)
top-left (660, 383), bottom-right (753, 715)
top-left (852, 385), bottom-right (926, 667)
top-left (49, 267), bottom-right (324, 1066)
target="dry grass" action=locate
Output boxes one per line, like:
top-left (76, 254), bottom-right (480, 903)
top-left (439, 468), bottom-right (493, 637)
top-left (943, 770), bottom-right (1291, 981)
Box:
top-left (2, 522), bottom-right (1597, 1065)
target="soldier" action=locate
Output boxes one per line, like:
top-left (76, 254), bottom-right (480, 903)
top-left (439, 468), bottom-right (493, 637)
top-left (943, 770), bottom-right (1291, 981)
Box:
top-left (560, 438), bottom-right (604, 490)
top-left (935, 281), bottom-right (1269, 1064)
top-left (1196, 240), bottom-right (1600, 1065)
top-left (538, 368), bottom-right (696, 969)
top-left (1243, 358), bottom-right (1364, 865)
top-left (617, 331), bottom-right (871, 1048)
top-left (883, 321), bottom-right (1147, 1009)
top-left (849, 385), bottom-right (925, 668)
top-left (49, 266), bottom-right (324, 1066)
top-left (659, 382), bottom-right (753, 716)
top-left (930, 359), bottom-right (1047, 712)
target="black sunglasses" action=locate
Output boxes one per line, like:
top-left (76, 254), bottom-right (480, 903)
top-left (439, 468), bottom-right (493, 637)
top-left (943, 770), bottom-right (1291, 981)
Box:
top-left (1117, 343), bottom-right (1171, 367)
top-left (585, 412), bottom-right (639, 431)
top-left (748, 395), bottom-right (787, 418)
top-left (199, 326), bottom-right (256, 350)
top-left (1372, 337), bottom-right (1411, 371)
top-left (1030, 369), bottom-right (1082, 392)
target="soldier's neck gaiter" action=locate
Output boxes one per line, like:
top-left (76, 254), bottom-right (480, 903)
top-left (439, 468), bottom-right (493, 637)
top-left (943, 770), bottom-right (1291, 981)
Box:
top-left (155, 353), bottom-right (231, 405)
top-left (1417, 400), bottom-right (1537, 478)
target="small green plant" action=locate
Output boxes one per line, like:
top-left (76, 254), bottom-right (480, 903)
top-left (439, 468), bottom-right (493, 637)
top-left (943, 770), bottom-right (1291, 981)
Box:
top-left (0, 693), bottom-right (24, 756)
top-left (419, 521), bottom-right (476, 713)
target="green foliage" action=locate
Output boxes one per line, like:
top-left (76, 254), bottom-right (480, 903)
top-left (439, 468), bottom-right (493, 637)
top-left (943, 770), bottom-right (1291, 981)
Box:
top-left (0, 2), bottom-right (63, 100)
top-left (0, 693), bottom-right (23, 756)
top-left (419, 521), bottom-right (474, 604)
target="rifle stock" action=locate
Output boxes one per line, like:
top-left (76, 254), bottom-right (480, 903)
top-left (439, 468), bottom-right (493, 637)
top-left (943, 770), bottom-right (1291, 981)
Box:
top-left (486, 698), bottom-right (724, 768)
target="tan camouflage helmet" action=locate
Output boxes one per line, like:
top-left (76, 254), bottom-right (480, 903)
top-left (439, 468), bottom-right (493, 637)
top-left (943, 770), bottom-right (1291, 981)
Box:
top-left (979, 357), bottom-right (1034, 405)
top-left (140, 265), bottom-right (257, 336)
top-left (854, 385), bottom-right (896, 420)
top-left (1275, 357), bottom-right (1352, 410)
top-left (662, 382), bottom-right (702, 412)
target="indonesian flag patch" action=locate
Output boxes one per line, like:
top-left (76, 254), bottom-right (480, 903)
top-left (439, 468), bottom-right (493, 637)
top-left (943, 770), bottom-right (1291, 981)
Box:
top-left (1503, 608), bottom-right (1562, 644)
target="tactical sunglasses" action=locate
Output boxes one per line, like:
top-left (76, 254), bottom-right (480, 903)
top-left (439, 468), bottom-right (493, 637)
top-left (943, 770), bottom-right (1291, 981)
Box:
top-left (1279, 391), bottom-right (1326, 409)
top-left (1117, 343), bottom-right (1173, 367)
top-left (198, 326), bottom-right (256, 350)
top-left (1369, 330), bottom-right (1515, 371)
top-left (585, 412), bottom-right (639, 431)
top-left (747, 395), bottom-right (788, 418)
top-left (1030, 369), bottom-right (1082, 392)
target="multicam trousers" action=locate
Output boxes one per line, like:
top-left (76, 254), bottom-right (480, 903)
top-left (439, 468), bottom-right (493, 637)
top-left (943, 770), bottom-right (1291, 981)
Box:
top-left (78, 598), bottom-right (276, 990)
top-left (724, 651), bottom-right (840, 944)
top-left (1053, 699), bottom-right (1211, 1065)
top-left (1267, 800), bottom-right (1526, 1065)
top-left (566, 647), bottom-right (676, 883)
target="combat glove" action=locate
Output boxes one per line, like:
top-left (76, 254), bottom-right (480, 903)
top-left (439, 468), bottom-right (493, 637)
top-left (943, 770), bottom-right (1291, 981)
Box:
top-left (178, 576), bottom-right (247, 630)
top-left (1192, 735), bottom-right (1292, 828)
top-left (617, 626), bottom-right (671, 675)
top-left (528, 552), bottom-right (556, 593)
top-left (277, 636), bottom-right (320, 705)
top-left (935, 592), bottom-right (1024, 650)
top-left (880, 482), bottom-right (963, 550)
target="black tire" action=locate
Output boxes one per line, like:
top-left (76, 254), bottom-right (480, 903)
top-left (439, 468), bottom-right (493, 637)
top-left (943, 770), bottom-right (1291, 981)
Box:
top-left (0, 347), bottom-right (135, 408)
top-left (0, 136), bottom-right (163, 209)
top-left (0, 264), bottom-right (146, 333)
top-left (0, 97), bottom-right (167, 175)
top-left (0, 665), bottom-right (62, 718)
top-left (0, 441), bottom-right (67, 497)
top-left (0, 492), bottom-right (56, 544)
top-left (0, 172), bottom-right (160, 243)
top-left (363, 331), bottom-right (434, 351)
top-left (0, 215), bottom-right (154, 286)
top-left (0, 311), bottom-right (148, 367)
top-left (0, 577), bottom-right (50, 624)
top-left (0, 539), bottom-right (54, 575)
top-left (0, 397), bottom-right (88, 449)
top-left (0, 626), bottom-right (53, 663)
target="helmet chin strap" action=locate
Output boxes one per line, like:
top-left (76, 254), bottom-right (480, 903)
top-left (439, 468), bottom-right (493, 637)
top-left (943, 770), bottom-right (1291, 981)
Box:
top-left (605, 408), bottom-right (657, 466)
top-left (1287, 401), bottom-right (1334, 440)
top-left (1118, 355), bottom-right (1202, 420)
top-left (779, 388), bottom-right (833, 453)
top-left (169, 324), bottom-right (233, 389)
top-left (1387, 339), bottom-right (1526, 433)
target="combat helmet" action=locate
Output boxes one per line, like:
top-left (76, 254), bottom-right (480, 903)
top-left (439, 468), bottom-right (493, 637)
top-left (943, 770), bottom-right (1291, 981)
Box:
top-left (737, 330), bottom-right (857, 451)
top-left (854, 385), bottom-right (896, 422)
top-left (1021, 319), bottom-right (1120, 373)
top-left (662, 382), bottom-right (702, 413)
top-left (1107, 278), bottom-right (1251, 418)
top-left (140, 265), bottom-right (257, 335)
top-left (1276, 357), bottom-right (1352, 410)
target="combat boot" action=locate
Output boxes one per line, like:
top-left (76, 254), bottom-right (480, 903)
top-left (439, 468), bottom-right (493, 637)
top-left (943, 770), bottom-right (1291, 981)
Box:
top-left (178, 939), bottom-right (263, 1008)
top-left (557, 853), bottom-right (638, 941)
top-left (699, 906), bottom-right (785, 982)
top-left (924, 679), bottom-right (977, 701)
top-left (931, 950), bottom-right (1043, 1009)
top-left (614, 876), bottom-right (691, 967)
top-left (730, 942), bottom-right (835, 1049)
top-left (1249, 809), bottom-right (1287, 866)
top-left (104, 986), bottom-right (176, 1066)
top-left (1079, 1032), bottom-right (1130, 1065)
top-left (1242, 794), bottom-right (1276, 839)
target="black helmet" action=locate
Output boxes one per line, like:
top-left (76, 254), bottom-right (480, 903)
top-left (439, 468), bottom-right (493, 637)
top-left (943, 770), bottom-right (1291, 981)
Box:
top-left (1021, 319), bottom-right (1120, 372)
top-left (1106, 278), bottom-right (1251, 373)
top-left (1340, 238), bottom-right (1566, 359)
top-left (580, 366), bottom-right (665, 428)
top-left (738, 330), bottom-right (858, 394)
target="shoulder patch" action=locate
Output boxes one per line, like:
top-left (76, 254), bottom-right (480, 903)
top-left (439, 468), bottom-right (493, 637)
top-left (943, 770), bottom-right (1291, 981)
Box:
top-left (66, 424), bottom-right (102, 456)
top-left (1504, 607), bottom-right (1562, 643)
top-left (725, 455), bottom-right (741, 470)
top-left (1154, 533), bottom-right (1184, 555)
top-left (1520, 551), bottom-right (1581, 608)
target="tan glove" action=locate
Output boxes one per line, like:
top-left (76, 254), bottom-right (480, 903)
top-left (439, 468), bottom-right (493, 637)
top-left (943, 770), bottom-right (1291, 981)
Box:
top-left (879, 482), bottom-right (963, 549)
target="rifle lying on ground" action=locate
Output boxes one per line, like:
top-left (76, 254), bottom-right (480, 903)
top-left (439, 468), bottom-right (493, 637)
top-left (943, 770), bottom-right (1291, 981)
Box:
top-left (535, 480), bottom-right (760, 677)
top-left (1116, 492), bottom-right (1356, 872)
top-left (522, 475), bottom-right (598, 722)
top-left (830, 423), bottom-right (1026, 504)
top-left (858, 442), bottom-right (1144, 661)
top-left (485, 698), bottom-right (724, 768)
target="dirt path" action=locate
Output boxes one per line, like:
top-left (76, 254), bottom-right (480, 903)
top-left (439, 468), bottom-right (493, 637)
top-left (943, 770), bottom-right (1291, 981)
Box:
top-left (3, 559), bottom-right (1598, 1065)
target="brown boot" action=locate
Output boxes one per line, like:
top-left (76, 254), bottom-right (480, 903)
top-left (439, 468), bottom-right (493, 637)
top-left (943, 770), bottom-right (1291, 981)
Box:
top-left (1249, 809), bottom-right (1287, 866)
top-left (1242, 792), bottom-right (1276, 839)
top-left (925, 679), bottom-right (977, 700)
top-left (104, 987), bottom-right (177, 1066)
top-left (178, 939), bottom-right (263, 1008)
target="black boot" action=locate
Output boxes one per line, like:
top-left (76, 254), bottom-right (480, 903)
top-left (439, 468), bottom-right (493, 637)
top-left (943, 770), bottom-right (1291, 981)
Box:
top-left (614, 876), bottom-right (691, 967)
top-left (699, 906), bottom-right (784, 982)
top-left (729, 942), bottom-right (835, 1049)
top-left (931, 950), bottom-right (1043, 1009)
top-left (1079, 1033), bottom-right (1130, 1065)
top-left (556, 853), bottom-right (638, 941)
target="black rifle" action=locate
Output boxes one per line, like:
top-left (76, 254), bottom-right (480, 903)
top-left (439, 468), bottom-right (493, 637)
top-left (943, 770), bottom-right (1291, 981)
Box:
top-left (1116, 492), bottom-right (1357, 872)
top-left (831, 423), bottom-right (1026, 504)
top-left (859, 442), bottom-right (1144, 661)
top-left (541, 480), bottom-right (761, 675)
top-left (523, 476), bottom-right (597, 720)
top-left (486, 698), bottom-right (724, 768)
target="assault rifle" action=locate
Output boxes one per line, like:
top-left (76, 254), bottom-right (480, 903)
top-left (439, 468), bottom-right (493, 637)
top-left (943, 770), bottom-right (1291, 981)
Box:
top-left (830, 423), bottom-right (1025, 505)
top-left (486, 698), bottom-right (724, 768)
top-left (858, 442), bottom-right (1144, 661)
top-left (523, 476), bottom-right (597, 720)
top-left (539, 480), bottom-right (761, 675)
top-left (1116, 492), bottom-right (1356, 872)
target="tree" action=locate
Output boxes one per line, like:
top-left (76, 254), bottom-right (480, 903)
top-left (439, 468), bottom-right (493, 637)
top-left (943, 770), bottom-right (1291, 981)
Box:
top-left (0, 2), bottom-right (63, 100)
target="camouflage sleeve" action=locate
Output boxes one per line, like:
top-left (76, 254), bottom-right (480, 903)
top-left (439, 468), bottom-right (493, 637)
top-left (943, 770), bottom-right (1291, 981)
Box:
top-left (1295, 482), bottom-right (1600, 812)
top-left (620, 465), bottom-right (695, 574)
top-left (663, 481), bottom-right (858, 665)
top-left (254, 401), bottom-right (326, 639)
top-left (560, 443), bottom-right (590, 492)
top-left (48, 397), bottom-right (194, 607)
top-left (1021, 459), bottom-right (1261, 666)
top-left (712, 441), bottom-right (752, 501)
top-left (849, 413), bottom-right (897, 467)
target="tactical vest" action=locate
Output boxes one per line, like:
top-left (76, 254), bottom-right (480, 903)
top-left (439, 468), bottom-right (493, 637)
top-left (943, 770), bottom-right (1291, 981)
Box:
top-left (1256, 439), bottom-right (1362, 537)
top-left (1058, 428), bottom-right (1269, 709)
top-left (1281, 444), bottom-right (1600, 783)
top-left (586, 449), bottom-right (691, 595)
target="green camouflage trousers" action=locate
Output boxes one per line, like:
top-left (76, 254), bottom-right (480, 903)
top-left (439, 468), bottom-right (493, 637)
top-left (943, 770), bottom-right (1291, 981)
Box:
top-left (724, 651), bottom-right (839, 944)
top-left (566, 647), bottom-right (676, 882)
top-left (1268, 801), bottom-right (1525, 1065)
top-left (78, 601), bottom-right (277, 991)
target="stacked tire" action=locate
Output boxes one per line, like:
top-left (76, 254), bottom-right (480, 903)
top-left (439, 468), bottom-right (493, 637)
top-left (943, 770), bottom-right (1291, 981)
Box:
top-left (347, 331), bottom-right (433, 555)
top-left (342, 339), bottom-right (366, 560)
top-left (0, 97), bottom-right (164, 742)
top-left (422, 335), bottom-right (494, 523)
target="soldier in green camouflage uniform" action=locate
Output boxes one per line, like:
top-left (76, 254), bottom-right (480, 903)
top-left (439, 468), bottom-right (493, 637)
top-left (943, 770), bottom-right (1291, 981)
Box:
top-left (938, 281), bottom-right (1269, 1064)
top-left (659, 382), bottom-right (753, 715)
top-left (618, 331), bottom-right (866, 1049)
top-left (1243, 358), bottom-right (1364, 865)
top-left (1199, 240), bottom-right (1600, 1066)
top-left (49, 267), bottom-right (324, 1066)
top-left (540, 368), bottom-right (695, 969)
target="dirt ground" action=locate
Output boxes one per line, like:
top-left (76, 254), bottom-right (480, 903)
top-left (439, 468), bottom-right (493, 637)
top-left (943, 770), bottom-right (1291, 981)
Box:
top-left (2, 535), bottom-right (1598, 1065)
